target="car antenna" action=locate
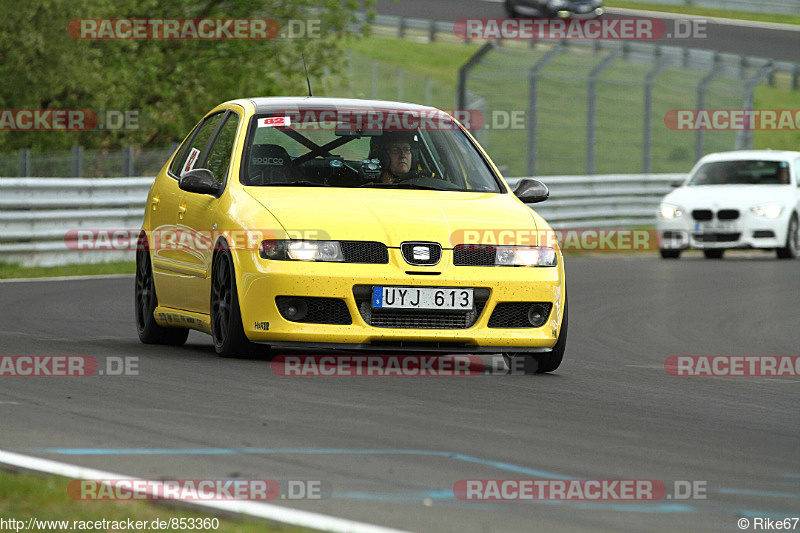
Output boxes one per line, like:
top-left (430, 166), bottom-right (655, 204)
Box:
top-left (302, 54), bottom-right (313, 97)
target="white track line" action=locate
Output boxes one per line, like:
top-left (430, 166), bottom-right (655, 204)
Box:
top-left (0, 274), bottom-right (134, 284)
top-left (0, 450), bottom-right (413, 533)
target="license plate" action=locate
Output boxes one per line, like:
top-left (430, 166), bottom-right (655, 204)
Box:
top-left (372, 287), bottom-right (473, 310)
top-left (696, 221), bottom-right (736, 232)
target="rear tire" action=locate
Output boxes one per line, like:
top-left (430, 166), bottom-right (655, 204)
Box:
top-left (503, 292), bottom-right (568, 375)
top-left (659, 249), bottom-right (681, 259)
top-left (135, 236), bottom-right (189, 346)
top-left (703, 249), bottom-right (724, 259)
top-left (211, 246), bottom-right (260, 358)
top-left (777, 215), bottom-right (798, 259)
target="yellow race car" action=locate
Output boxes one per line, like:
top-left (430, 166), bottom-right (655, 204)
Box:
top-left (135, 97), bottom-right (567, 373)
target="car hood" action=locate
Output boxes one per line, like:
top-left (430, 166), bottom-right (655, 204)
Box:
top-left (244, 187), bottom-right (539, 247)
top-left (663, 185), bottom-right (792, 209)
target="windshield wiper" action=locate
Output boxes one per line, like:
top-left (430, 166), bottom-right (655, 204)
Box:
top-left (265, 181), bottom-right (328, 187)
top-left (359, 182), bottom-right (452, 191)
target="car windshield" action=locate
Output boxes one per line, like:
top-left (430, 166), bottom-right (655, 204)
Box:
top-left (239, 108), bottom-right (502, 193)
top-left (688, 160), bottom-right (791, 186)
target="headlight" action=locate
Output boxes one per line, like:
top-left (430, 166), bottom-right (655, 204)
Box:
top-left (659, 204), bottom-right (684, 219)
top-left (750, 204), bottom-right (783, 219)
top-left (495, 246), bottom-right (558, 267)
top-left (259, 240), bottom-right (344, 262)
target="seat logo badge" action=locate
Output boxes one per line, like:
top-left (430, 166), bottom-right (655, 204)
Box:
top-left (412, 246), bottom-right (430, 261)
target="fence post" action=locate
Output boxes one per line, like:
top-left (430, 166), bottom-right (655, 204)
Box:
top-left (123, 146), bottom-right (135, 176)
top-left (457, 42), bottom-right (495, 110)
top-left (18, 149), bottom-right (30, 177)
top-left (527, 42), bottom-right (566, 177)
top-left (71, 146), bottom-right (83, 177)
top-left (425, 77), bottom-right (432, 106)
top-left (371, 60), bottom-right (378, 99)
top-left (695, 53), bottom-right (721, 162)
top-left (586, 52), bottom-right (619, 175)
top-left (398, 68), bottom-right (404, 101)
top-left (737, 61), bottom-right (774, 150)
top-left (397, 17), bottom-right (406, 39)
top-left (428, 20), bottom-right (436, 42)
top-left (643, 50), bottom-right (668, 174)
top-left (793, 64), bottom-right (799, 90)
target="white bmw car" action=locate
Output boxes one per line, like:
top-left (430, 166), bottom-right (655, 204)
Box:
top-left (657, 150), bottom-right (800, 259)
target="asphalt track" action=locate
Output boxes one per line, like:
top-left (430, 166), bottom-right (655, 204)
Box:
top-left (1, 256), bottom-right (798, 532)
top-left (374, 0), bottom-right (800, 62)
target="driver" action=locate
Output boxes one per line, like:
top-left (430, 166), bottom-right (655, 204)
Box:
top-left (369, 131), bottom-right (421, 184)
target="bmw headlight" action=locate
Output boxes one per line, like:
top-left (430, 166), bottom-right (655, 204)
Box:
top-left (659, 204), bottom-right (684, 219)
top-left (495, 246), bottom-right (558, 267)
top-left (750, 204), bottom-right (783, 219)
top-left (260, 240), bottom-right (344, 262)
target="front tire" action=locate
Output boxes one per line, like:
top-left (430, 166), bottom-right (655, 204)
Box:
top-left (211, 247), bottom-right (259, 358)
top-left (777, 215), bottom-right (798, 259)
top-left (135, 237), bottom-right (189, 346)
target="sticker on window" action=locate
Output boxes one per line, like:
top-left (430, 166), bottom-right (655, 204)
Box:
top-left (257, 117), bottom-right (291, 128)
top-left (181, 147), bottom-right (201, 176)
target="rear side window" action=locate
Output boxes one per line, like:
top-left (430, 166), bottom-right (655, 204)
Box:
top-left (169, 113), bottom-right (225, 178)
top-left (204, 113), bottom-right (240, 184)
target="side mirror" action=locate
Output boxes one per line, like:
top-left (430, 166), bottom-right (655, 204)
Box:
top-left (179, 169), bottom-right (222, 196)
top-left (513, 178), bottom-right (549, 204)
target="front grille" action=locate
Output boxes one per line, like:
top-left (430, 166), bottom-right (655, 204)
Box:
top-left (717, 209), bottom-right (740, 220)
top-left (341, 241), bottom-right (388, 264)
top-left (692, 209), bottom-right (713, 221)
top-left (453, 245), bottom-right (496, 266)
top-left (488, 302), bottom-right (553, 328)
top-left (276, 296), bottom-right (352, 325)
top-left (353, 286), bottom-right (489, 329)
top-left (400, 242), bottom-right (442, 266)
top-left (693, 233), bottom-right (741, 243)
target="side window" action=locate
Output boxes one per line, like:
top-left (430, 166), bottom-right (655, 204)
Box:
top-left (204, 113), bottom-right (240, 184)
top-left (169, 113), bottom-right (225, 178)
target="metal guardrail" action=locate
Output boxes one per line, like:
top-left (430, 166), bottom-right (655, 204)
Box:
top-left (0, 175), bottom-right (681, 266)
top-left (619, 0), bottom-right (800, 16)
top-left (0, 177), bottom-right (153, 266)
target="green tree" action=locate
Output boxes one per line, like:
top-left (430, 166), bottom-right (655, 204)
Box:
top-left (0, 0), bottom-right (374, 152)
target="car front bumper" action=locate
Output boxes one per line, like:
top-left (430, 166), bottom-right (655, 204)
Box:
top-left (234, 248), bottom-right (565, 350)
top-left (657, 213), bottom-right (789, 250)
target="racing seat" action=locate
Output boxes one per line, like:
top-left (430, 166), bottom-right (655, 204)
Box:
top-left (248, 144), bottom-right (291, 185)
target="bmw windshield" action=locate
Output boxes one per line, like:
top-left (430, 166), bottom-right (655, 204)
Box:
top-left (688, 160), bottom-right (792, 186)
top-left (239, 108), bottom-right (503, 193)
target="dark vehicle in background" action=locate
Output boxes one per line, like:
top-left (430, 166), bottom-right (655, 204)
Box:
top-left (505, 0), bottom-right (604, 18)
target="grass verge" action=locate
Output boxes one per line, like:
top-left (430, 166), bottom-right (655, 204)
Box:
top-left (0, 261), bottom-right (135, 280)
top-left (0, 469), bottom-right (316, 532)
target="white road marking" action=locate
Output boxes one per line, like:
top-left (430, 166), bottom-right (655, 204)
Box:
top-left (0, 449), bottom-right (413, 533)
top-left (0, 274), bottom-right (134, 284)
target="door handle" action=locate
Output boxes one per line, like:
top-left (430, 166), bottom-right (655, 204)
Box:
top-left (178, 203), bottom-right (187, 219)
top-left (151, 195), bottom-right (160, 210)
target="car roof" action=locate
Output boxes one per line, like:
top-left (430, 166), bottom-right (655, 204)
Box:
top-left (233, 96), bottom-right (441, 115)
top-left (699, 150), bottom-right (800, 163)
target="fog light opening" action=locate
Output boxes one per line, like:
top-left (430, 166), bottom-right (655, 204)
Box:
top-left (284, 299), bottom-right (308, 321)
top-left (527, 304), bottom-right (549, 327)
